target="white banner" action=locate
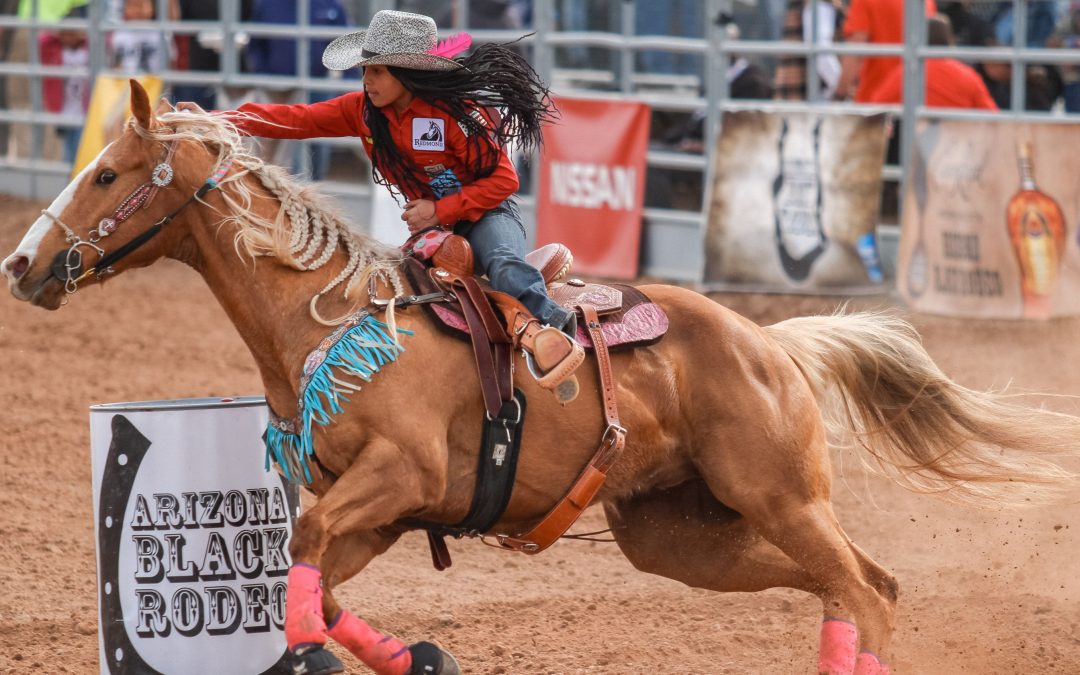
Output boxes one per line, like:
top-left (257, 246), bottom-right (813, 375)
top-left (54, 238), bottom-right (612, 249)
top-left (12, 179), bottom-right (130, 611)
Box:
top-left (90, 397), bottom-right (298, 675)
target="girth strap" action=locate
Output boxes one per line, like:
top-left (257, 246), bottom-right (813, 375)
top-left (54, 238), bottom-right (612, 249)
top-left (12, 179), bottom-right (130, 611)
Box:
top-left (494, 303), bottom-right (627, 554)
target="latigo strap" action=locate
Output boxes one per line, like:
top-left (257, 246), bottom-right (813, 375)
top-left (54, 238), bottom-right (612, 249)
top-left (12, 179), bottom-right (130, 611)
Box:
top-left (494, 303), bottom-right (627, 553)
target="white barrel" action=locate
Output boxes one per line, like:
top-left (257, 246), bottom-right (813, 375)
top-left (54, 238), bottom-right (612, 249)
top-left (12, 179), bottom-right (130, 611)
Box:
top-left (90, 397), bottom-right (299, 675)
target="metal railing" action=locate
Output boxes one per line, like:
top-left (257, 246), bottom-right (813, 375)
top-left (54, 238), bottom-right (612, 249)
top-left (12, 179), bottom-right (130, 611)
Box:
top-left (1, 0), bottom-right (1078, 281)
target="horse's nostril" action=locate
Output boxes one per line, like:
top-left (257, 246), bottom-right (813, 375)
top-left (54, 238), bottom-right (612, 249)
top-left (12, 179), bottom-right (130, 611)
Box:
top-left (7, 255), bottom-right (30, 278)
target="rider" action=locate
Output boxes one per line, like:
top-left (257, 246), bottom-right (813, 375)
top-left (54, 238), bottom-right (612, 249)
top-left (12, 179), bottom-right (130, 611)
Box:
top-left (178, 9), bottom-right (577, 338)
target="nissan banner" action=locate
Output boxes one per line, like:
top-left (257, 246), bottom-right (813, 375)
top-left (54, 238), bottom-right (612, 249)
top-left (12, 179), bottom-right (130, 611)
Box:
top-left (537, 96), bottom-right (651, 279)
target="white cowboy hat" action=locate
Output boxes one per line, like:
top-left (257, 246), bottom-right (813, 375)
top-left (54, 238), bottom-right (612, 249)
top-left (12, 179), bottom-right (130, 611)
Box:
top-left (322, 10), bottom-right (472, 72)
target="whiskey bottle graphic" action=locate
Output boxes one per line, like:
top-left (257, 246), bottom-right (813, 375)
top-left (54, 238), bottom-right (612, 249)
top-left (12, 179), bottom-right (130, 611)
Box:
top-left (1006, 142), bottom-right (1066, 319)
top-left (773, 118), bottom-right (827, 282)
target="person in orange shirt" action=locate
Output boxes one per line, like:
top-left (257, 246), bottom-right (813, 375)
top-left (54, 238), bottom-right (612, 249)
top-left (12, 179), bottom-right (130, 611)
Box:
top-left (835, 0), bottom-right (938, 101)
top-left (866, 16), bottom-right (998, 109)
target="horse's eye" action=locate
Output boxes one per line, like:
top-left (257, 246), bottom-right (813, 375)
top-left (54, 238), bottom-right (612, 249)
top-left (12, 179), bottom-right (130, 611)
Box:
top-left (96, 169), bottom-right (117, 185)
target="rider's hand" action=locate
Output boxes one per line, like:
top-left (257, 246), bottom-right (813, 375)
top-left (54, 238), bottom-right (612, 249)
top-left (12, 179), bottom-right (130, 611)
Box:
top-left (176, 101), bottom-right (206, 114)
top-left (401, 199), bottom-right (441, 234)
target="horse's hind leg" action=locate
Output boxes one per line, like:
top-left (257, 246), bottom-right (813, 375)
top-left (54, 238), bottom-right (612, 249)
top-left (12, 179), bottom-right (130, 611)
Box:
top-left (692, 433), bottom-right (897, 674)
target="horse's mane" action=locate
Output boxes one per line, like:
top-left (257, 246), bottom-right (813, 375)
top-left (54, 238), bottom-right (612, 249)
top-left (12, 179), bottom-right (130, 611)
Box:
top-left (133, 110), bottom-right (405, 325)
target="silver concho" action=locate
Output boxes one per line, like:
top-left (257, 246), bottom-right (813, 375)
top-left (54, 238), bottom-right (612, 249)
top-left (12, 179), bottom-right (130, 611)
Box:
top-left (151, 163), bottom-right (174, 187)
top-left (98, 217), bottom-right (118, 235)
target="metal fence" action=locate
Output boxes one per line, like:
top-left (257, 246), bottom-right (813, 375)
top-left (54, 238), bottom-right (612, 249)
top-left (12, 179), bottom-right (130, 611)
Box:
top-left (1, 0), bottom-right (1078, 281)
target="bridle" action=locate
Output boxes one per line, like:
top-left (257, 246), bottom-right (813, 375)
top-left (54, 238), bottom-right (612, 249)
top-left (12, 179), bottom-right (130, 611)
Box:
top-left (43, 141), bottom-right (233, 297)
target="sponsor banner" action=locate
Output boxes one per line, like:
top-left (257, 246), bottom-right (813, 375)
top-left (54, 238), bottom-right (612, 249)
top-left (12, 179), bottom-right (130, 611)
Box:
top-left (75, 74), bottom-right (164, 179)
top-left (703, 110), bottom-right (888, 291)
top-left (897, 119), bottom-right (1080, 319)
top-left (537, 96), bottom-right (650, 279)
top-left (90, 397), bottom-right (298, 675)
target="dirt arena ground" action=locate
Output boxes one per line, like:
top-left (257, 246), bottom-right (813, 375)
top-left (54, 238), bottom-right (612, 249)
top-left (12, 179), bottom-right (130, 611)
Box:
top-left (2, 192), bottom-right (1080, 674)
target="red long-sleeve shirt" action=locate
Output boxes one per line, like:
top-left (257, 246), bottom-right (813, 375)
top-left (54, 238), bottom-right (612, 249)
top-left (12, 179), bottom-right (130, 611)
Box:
top-left (231, 92), bottom-right (519, 226)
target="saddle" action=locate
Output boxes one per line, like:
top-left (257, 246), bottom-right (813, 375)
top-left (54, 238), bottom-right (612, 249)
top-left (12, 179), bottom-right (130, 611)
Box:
top-left (394, 233), bottom-right (670, 567)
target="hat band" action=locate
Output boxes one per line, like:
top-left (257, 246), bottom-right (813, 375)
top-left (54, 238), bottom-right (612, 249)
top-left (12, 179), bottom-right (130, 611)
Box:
top-left (362, 49), bottom-right (382, 60)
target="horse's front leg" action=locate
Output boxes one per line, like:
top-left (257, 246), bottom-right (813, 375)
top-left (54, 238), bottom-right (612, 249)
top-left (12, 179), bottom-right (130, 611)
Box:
top-left (286, 437), bottom-right (439, 674)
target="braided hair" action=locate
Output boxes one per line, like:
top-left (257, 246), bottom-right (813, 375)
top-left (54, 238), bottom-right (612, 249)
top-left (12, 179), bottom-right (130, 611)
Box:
top-left (363, 40), bottom-right (557, 201)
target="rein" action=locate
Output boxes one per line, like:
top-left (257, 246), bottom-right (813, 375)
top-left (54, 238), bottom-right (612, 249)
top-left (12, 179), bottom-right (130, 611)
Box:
top-left (43, 143), bottom-right (233, 297)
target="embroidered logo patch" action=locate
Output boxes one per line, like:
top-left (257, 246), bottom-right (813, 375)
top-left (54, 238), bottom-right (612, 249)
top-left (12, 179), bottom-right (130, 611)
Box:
top-left (412, 118), bottom-right (445, 151)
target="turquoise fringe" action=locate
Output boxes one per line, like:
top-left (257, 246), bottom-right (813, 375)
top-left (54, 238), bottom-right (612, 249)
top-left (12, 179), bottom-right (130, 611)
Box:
top-left (265, 315), bottom-right (412, 484)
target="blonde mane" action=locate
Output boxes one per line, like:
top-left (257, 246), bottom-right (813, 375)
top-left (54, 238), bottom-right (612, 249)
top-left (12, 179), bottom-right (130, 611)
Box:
top-left (134, 109), bottom-right (405, 326)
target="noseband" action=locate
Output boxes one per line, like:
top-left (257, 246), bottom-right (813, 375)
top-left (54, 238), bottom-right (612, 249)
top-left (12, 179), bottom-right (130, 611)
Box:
top-left (44, 142), bottom-right (233, 297)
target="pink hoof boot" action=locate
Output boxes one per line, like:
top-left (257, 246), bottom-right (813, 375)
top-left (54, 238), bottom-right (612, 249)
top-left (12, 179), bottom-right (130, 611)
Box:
top-left (285, 563), bottom-right (327, 652)
top-left (854, 650), bottom-right (890, 675)
top-left (818, 618), bottom-right (859, 675)
top-left (327, 609), bottom-right (412, 675)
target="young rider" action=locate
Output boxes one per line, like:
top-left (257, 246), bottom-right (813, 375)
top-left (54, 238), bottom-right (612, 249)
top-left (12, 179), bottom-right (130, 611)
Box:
top-left (178, 9), bottom-right (577, 337)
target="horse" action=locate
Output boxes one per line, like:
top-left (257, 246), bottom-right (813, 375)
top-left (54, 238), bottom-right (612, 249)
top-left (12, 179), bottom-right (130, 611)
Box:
top-left (4, 79), bottom-right (1079, 675)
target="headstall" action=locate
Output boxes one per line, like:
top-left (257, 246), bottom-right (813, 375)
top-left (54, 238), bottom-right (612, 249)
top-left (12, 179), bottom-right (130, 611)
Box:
top-left (43, 142), bottom-right (233, 297)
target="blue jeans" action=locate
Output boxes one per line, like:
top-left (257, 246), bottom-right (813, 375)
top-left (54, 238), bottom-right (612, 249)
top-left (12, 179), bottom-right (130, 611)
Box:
top-left (456, 200), bottom-right (573, 329)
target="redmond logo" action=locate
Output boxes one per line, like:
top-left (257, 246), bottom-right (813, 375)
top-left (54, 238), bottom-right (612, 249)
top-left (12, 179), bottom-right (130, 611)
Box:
top-left (413, 118), bottom-right (445, 151)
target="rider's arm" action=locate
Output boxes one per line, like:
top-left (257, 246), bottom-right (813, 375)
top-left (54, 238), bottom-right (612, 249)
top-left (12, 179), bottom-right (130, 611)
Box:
top-left (229, 91), bottom-right (366, 139)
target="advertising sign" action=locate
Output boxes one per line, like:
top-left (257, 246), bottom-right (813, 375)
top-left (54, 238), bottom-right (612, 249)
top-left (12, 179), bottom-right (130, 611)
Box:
top-left (897, 119), bottom-right (1080, 319)
top-left (90, 397), bottom-right (298, 674)
top-left (703, 110), bottom-right (888, 292)
top-left (537, 96), bottom-right (651, 279)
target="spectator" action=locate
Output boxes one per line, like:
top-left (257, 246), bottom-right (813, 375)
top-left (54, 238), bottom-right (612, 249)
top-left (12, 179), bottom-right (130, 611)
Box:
top-left (173, 0), bottom-right (220, 111)
top-left (835, 0), bottom-right (938, 102)
top-left (866, 15), bottom-right (998, 110)
top-left (774, 0), bottom-right (845, 100)
top-left (1047, 6), bottom-right (1080, 113)
top-left (39, 5), bottom-right (89, 162)
top-left (109, 0), bottom-right (179, 74)
top-left (246, 0), bottom-right (352, 179)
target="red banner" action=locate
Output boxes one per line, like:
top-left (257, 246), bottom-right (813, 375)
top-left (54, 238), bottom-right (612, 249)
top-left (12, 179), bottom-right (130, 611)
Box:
top-left (537, 97), bottom-right (650, 279)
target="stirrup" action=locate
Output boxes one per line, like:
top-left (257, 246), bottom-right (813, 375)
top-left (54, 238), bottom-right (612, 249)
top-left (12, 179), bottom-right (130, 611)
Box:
top-left (524, 326), bottom-right (584, 403)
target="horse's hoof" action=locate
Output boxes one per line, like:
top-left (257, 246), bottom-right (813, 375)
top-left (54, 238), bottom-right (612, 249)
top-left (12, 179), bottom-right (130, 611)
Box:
top-left (408, 640), bottom-right (461, 675)
top-left (291, 645), bottom-right (345, 675)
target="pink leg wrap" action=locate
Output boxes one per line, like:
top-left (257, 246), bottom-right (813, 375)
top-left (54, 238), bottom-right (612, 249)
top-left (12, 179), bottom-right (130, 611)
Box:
top-left (285, 564), bottom-right (327, 651)
top-left (818, 618), bottom-right (859, 675)
top-left (854, 650), bottom-right (890, 675)
top-left (327, 609), bottom-right (412, 675)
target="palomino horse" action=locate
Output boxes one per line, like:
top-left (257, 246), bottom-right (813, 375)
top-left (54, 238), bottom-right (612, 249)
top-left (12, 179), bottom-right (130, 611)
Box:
top-left (4, 81), bottom-right (1079, 675)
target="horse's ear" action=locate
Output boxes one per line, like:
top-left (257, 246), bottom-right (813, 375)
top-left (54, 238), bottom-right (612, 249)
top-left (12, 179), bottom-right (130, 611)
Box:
top-left (155, 97), bottom-right (173, 116)
top-left (129, 78), bottom-right (153, 129)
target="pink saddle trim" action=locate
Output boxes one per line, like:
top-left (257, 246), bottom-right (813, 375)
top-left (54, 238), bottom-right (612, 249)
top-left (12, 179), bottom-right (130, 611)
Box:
top-left (818, 618), bottom-right (859, 675)
top-left (431, 302), bottom-right (669, 350)
top-left (572, 302), bottom-right (668, 348)
top-left (402, 229), bottom-right (452, 261)
top-left (854, 650), bottom-right (890, 675)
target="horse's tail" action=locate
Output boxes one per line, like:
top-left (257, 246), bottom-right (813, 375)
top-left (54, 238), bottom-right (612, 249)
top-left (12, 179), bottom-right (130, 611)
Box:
top-left (764, 311), bottom-right (1079, 505)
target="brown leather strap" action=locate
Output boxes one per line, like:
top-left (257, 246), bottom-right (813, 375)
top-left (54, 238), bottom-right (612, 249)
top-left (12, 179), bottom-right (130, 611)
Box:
top-left (451, 277), bottom-right (513, 418)
top-left (426, 531), bottom-right (453, 571)
top-left (495, 303), bottom-right (626, 554)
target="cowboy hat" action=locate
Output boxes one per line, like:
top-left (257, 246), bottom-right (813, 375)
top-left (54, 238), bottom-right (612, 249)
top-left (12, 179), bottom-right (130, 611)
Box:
top-left (322, 10), bottom-right (472, 72)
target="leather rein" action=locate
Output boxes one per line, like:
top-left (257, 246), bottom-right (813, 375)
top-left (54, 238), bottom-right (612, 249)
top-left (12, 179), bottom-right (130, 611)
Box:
top-left (43, 142), bottom-right (233, 297)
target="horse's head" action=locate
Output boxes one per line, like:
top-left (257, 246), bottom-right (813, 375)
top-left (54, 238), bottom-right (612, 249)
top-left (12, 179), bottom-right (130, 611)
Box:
top-left (2, 79), bottom-right (225, 309)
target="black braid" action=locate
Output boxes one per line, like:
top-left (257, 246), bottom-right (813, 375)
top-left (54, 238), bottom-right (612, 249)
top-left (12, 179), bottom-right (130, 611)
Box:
top-left (363, 39), bottom-right (558, 202)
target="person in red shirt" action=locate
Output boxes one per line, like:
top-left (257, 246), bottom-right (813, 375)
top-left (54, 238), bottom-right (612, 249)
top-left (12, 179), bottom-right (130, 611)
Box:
top-left (835, 0), bottom-right (938, 101)
top-left (179, 10), bottom-right (576, 336)
top-left (866, 16), bottom-right (998, 110)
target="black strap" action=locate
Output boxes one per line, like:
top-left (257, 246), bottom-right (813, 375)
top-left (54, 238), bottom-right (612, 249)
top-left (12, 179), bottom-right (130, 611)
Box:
top-left (92, 182), bottom-right (213, 276)
top-left (400, 389), bottom-right (528, 567)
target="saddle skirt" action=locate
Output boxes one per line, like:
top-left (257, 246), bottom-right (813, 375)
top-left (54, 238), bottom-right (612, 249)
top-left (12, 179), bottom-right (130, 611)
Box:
top-left (403, 253), bottom-right (669, 351)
